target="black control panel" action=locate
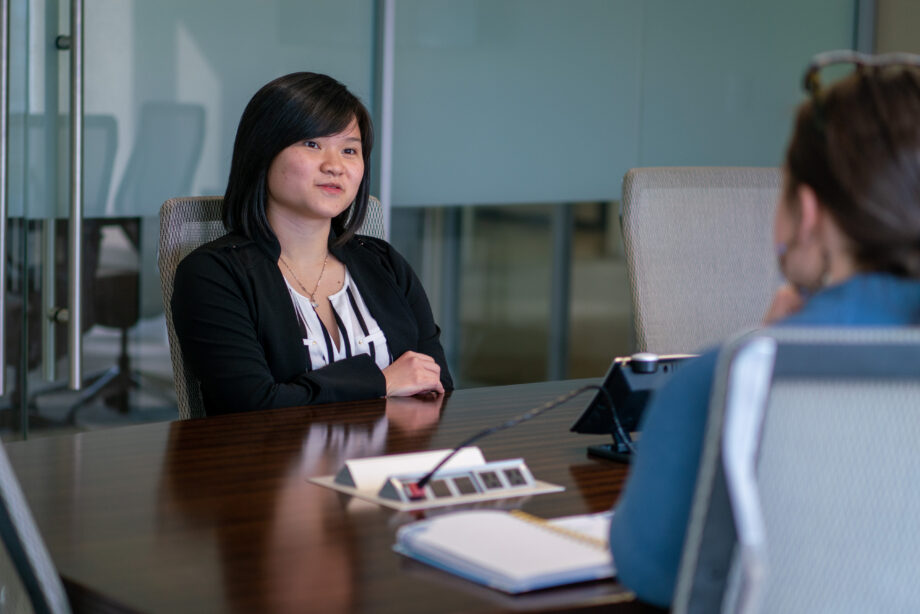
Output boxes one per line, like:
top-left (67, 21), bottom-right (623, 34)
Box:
top-left (570, 353), bottom-right (694, 462)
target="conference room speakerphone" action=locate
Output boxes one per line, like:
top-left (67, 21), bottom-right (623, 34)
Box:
top-left (571, 352), bottom-right (695, 462)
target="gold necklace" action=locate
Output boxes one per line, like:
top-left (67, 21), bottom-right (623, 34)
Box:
top-left (280, 253), bottom-right (329, 308)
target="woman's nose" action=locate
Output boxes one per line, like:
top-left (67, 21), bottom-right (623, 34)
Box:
top-left (320, 152), bottom-right (344, 174)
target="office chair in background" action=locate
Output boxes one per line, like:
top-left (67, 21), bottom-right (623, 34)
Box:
top-left (673, 327), bottom-right (920, 614)
top-left (61, 102), bottom-right (205, 420)
top-left (3, 114), bottom-right (117, 428)
top-left (621, 167), bottom-right (783, 355)
top-left (158, 196), bottom-right (386, 419)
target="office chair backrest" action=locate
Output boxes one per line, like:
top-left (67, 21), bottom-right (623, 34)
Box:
top-left (673, 327), bottom-right (920, 614)
top-left (113, 102), bottom-right (205, 217)
top-left (158, 197), bottom-right (224, 420)
top-left (159, 196), bottom-right (386, 419)
top-left (621, 167), bottom-right (783, 354)
top-left (114, 102), bottom-right (207, 325)
top-left (14, 114), bottom-right (117, 217)
top-left (0, 440), bottom-right (71, 614)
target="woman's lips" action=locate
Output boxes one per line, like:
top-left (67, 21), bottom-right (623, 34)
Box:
top-left (317, 184), bottom-right (343, 194)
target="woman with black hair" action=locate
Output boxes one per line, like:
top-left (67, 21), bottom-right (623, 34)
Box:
top-left (609, 54), bottom-right (920, 608)
top-left (173, 73), bottom-right (452, 416)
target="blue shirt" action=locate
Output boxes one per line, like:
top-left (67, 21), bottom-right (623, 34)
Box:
top-left (608, 273), bottom-right (920, 608)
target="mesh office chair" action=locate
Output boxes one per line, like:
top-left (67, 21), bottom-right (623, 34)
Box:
top-left (158, 196), bottom-right (386, 419)
top-left (621, 167), bottom-right (783, 354)
top-left (673, 327), bottom-right (920, 614)
top-left (0, 440), bottom-right (71, 613)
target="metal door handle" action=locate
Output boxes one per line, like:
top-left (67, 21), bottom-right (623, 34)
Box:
top-left (67, 0), bottom-right (83, 390)
top-left (0, 0), bottom-right (10, 395)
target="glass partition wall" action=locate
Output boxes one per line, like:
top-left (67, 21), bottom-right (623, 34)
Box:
top-left (2, 0), bottom-right (858, 438)
top-left (388, 0), bottom-right (856, 386)
top-left (2, 0), bottom-right (376, 437)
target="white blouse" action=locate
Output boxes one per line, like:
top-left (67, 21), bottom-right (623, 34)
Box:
top-left (285, 270), bottom-right (392, 373)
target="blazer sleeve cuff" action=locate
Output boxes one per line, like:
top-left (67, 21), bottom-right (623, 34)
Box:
top-left (297, 354), bottom-right (386, 404)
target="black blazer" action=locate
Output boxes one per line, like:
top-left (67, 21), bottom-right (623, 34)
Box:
top-left (172, 230), bottom-right (453, 415)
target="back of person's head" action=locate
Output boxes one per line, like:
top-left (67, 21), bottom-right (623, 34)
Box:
top-left (223, 72), bottom-right (374, 246)
top-left (785, 62), bottom-right (920, 278)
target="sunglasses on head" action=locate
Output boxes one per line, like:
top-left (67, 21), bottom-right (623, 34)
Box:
top-left (802, 50), bottom-right (920, 132)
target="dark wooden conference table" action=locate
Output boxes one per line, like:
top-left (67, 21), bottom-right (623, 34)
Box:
top-left (6, 379), bottom-right (659, 614)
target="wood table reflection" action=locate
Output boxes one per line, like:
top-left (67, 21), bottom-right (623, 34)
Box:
top-left (5, 379), bottom-right (656, 613)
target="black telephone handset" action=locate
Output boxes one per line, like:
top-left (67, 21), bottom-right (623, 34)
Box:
top-left (570, 353), bottom-right (694, 462)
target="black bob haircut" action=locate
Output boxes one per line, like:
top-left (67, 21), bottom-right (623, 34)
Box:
top-left (223, 72), bottom-right (374, 248)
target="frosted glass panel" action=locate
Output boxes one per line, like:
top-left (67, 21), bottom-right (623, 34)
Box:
top-left (2, 0), bottom-right (379, 439)
top-left (638, 0), bottom-right (856, 168)
top-left (392, 0), bottom-right (855, 207)
top-left (393, 0), bottom-right (642, 206)
top-left (84, 0), bottom-right (375, 217)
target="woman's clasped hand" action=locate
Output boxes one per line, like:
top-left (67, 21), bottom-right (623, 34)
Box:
top-left (383, 351), bottom-right (446, 397)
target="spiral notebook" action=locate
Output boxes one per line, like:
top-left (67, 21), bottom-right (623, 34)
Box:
top-left (394, 509), bottom-right (615, 594)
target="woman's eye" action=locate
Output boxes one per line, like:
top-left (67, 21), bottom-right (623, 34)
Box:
top-left (305, 141), bottom-right (319, 149)
top-left (343, 148), bottom-right (358, 155)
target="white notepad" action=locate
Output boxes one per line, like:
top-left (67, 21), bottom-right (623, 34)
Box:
top-left (394, 509), bottom-right (615, 594)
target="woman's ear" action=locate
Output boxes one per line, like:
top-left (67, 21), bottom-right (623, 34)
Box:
top-left (794, 183), bottom-right (822, 244)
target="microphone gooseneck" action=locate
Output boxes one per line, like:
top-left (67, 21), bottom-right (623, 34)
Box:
top-left (411, 384), bottom-right (617, 496)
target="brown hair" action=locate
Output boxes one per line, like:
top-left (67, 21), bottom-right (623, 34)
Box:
top-left (785, 66), bottom-right (920, 277)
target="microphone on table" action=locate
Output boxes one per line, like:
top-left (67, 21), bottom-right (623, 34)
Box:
top-left (405, 383), bottom-right (617, 500)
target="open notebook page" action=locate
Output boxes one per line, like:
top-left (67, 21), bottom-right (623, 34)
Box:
top-left (395, 509), bottom-right (615, 593)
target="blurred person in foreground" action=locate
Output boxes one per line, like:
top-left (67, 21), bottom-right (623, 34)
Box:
top-left (610, 52), bottom-right (920, 608)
